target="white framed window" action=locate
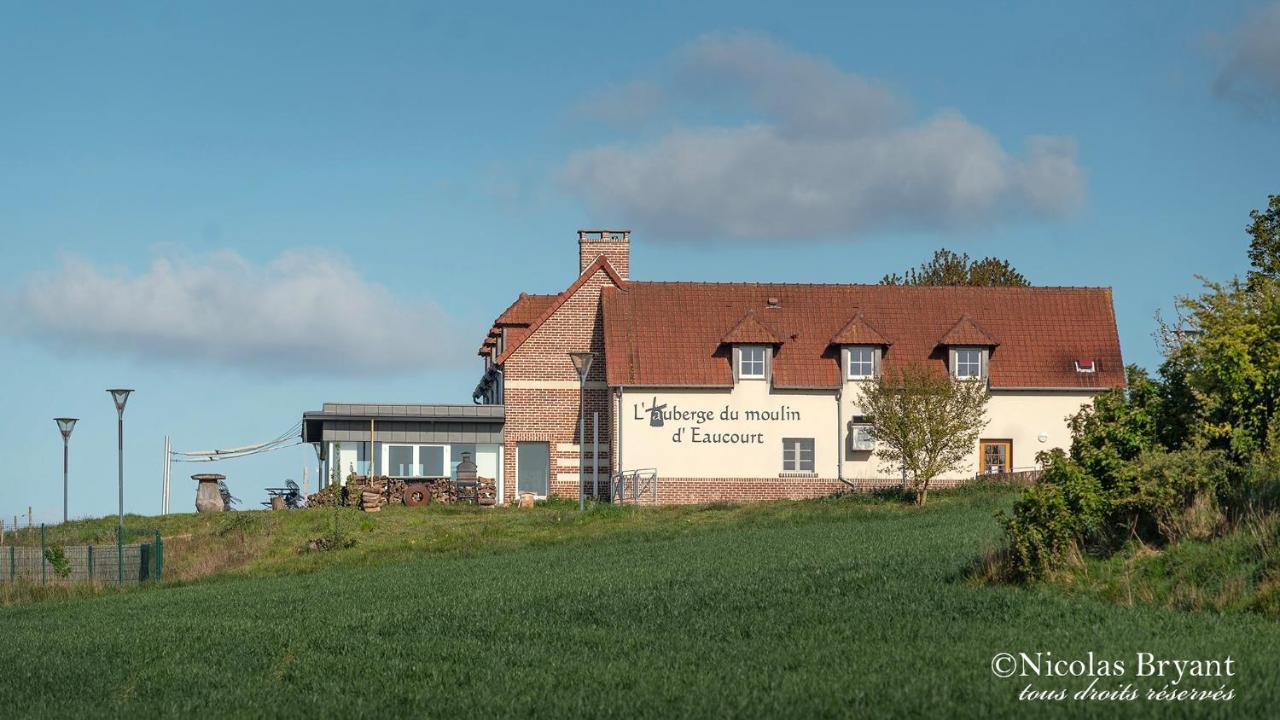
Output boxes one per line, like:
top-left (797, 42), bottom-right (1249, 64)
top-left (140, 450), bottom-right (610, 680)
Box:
top-left (382, 444), bottom-right (448, 477)
top-left (782, 437), bottom-right (815, 472)
top-left (846, 346), bottom-right (877, 380)
top-left (738, 345), bottom-right (768, 379)
top-left (952, 348), bottom-right (986, 379)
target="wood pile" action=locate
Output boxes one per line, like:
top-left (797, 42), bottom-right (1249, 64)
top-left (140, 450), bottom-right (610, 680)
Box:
top-left (361, 489), bottom-right (384, 513)
top-left (478, 477), bottom-right (497, 506)
top-left (303, 475), bottom-right (499, 510)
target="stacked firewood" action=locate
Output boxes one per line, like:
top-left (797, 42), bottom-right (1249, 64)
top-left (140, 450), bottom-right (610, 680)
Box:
top-left (303, 475), bottom-right (499, 509)
top-left (478, 477), bottom-right (497, 506)
top-left (305, 484), bottom-right (342, 508)
top-left (360, 488), bottom-right (385, 512)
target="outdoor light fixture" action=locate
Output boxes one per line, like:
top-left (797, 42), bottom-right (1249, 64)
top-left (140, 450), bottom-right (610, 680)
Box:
top-left (107, 388), bottom-right (134, 583)
top-left (568, 352), bottom-right (594, 512)
top-left (54, 418), bottom-right (78, 524)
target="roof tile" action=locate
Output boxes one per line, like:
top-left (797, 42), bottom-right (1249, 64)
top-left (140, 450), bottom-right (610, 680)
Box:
top-left (602, 283), bottom-right (1123, 389)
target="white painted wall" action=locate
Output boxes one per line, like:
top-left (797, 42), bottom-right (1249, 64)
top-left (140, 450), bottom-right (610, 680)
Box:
top-left (842, 384), bottom-right (1096, 480)
top-left (618, 383), bottom-right (839, 478)
top-left (617, 383), bottom-right (1098, 481)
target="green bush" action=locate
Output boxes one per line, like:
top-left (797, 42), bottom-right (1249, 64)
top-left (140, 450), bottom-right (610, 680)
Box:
top-left (998, 452), bottom-right (1105, 580)
top-left (1110, 443), bottom-right (1232, 543)
top-left (43, 545), bottom-right (71, 579)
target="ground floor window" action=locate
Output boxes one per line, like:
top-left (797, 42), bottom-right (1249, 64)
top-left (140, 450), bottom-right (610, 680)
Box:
top-left (517, 442), bottom-right (550, 496)
top-left (980, 439), bottom-right (1012, 474)
top-left (782, 437), bottom-right (815, 472)
top-left (382, 444), bottom-right (447, 478)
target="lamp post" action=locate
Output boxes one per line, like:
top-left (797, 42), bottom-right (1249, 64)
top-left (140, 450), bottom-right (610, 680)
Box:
top-left (107, 388), bottom-right (133, 583)
top-left (54, 418), bottom-right (78, 524)
top-left (568, 352), bottom-right (594, 512)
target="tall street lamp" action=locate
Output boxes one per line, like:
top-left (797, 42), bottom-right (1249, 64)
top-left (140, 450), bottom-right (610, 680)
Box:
top-left (54, 418), bottom-right (78, 524)
top-left (569, 352), bottom-right (594, 512)
top-left (108, 388), bottom-right (133, 583)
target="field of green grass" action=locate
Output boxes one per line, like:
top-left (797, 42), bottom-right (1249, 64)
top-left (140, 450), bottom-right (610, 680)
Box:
top-left (2, 486), bottom-right (1277, 718)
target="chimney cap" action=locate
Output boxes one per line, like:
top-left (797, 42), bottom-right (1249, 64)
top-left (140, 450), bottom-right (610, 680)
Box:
top-left (578, 229), bottom-right (630, 242)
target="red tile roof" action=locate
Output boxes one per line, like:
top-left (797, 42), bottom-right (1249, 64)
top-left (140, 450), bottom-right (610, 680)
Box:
top-left (720, 311), bottom-right (782, 345)
top-left (829, 312), bottom-right (892, 346)
top-left (496, 293), bottom-right (558, 326)
top-left (939, 314), bottom-right (999, 346)
top-left (495, 256), bottom-right (626, 364)
top-left (601, 283), bottom-right (1123, 389)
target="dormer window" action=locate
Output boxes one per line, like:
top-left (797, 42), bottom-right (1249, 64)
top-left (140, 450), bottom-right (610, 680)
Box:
top-left (952, 347), bottom-right (987, 379)
top-left (737, 345), bottom-right (768, 380)
top-left (845, 346), bottom-right (879, 380)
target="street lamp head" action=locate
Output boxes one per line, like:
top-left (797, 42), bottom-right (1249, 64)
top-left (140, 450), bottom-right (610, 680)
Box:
top-left (107, 388), bottom-right (134, 415)
top-left (54, 417), bottom-right (78, 440)
top-left (568, 351), bottom-right (594, 381)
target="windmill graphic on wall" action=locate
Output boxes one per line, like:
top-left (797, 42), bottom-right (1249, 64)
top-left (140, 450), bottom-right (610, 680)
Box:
top-left (648, 397), bottom-right (667, 427)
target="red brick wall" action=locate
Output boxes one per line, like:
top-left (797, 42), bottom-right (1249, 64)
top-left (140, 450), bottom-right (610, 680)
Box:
top-left (501, 266), bottom-right (618, 503)
top-left (579, 240), bottom-right (629, 279)
top-left (620, 476), bottom-right (978, 505)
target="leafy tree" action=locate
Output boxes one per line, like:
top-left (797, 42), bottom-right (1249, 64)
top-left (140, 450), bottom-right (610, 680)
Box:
top-left (1165, 275), bottom-right (1280, 460)
top-left (1247, 194), bottom-right (1280, 290)
top-left (880, 248), bottom-right (1029, 287)
top-left (1067, 365), bottom-right (1162, 484)
top-left (856, 363), bottom-right (989, 506)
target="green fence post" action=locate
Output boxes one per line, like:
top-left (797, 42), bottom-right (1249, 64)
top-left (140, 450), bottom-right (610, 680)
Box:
top-left (88, 544), bottom-right (95, 582)
top-left (117, 524), bottom-right (124, 585)
top-left (41, 524), bottom-right (46, 585)
top-left (154, 530), bottom-right (163, 582)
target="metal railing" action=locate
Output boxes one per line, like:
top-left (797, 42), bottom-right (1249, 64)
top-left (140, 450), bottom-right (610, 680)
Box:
top-left (611, 469), bottom-right (659, 505)
top-left (973, 466), bottom-right (1043, 485)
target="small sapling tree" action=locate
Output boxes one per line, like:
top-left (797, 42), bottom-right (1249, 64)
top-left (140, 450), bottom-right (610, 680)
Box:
top-left (857, 363), bottom-right (990, 506)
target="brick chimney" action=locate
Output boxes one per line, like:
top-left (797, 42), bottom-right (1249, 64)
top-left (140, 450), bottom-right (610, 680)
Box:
top-left (578, 229), bottom-right (630, 279)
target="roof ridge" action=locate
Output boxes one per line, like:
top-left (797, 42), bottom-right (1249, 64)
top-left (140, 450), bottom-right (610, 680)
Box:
top-left (625, 280), bottom-right (1114, 290)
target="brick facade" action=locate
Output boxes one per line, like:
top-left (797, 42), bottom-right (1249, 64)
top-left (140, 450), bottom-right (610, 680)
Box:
top-left (640, 476), bottom-right (985, 504)
top-left (500, 263), bottom-right (619, 503)
top-left (480, 229), bottom-right (1108, 506)
top-left (578, 231), bottom-right (629, 279)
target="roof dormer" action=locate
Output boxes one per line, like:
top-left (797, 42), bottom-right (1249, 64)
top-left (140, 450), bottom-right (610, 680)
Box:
top-left (938, 314), bottom-right (998, 348)
top-left (722, 311), bottom-right (781, 383)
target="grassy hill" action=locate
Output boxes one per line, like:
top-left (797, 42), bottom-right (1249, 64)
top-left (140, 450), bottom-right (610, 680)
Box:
top-left (2, 485), bottom-right (1277, 718)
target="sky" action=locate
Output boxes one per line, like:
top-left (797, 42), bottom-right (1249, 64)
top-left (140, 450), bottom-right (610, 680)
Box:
top-left (2, 1), bottom-right (1278, 524)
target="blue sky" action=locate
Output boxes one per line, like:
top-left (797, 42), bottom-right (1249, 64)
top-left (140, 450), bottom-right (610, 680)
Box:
top-left (2, 1), bottom-right (1278, 524)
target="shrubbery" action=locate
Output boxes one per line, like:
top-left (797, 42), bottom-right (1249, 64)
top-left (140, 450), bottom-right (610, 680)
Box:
top-left (996, 195), bottom-right (1280, 582)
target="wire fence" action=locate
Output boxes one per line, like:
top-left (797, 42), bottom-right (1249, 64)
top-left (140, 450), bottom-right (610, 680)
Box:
top-left (0, 527), bottom-right (163, 585)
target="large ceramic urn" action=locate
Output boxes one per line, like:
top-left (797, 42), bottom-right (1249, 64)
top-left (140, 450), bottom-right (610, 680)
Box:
top-left (193, 473), bottom-right (226, 513)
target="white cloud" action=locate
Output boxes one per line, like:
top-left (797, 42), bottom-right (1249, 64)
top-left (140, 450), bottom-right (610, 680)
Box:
top-left (6, 250), bottom-right (462, 375)
top-left (561, 32), bottom-right (1086, 240)
top-left (1212, 2), bottom-right (1280, 116)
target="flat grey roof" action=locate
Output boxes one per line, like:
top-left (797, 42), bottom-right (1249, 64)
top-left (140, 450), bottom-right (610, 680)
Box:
top-left (301, 403), bottom-right (504, 444)
top-left (305, 403), bottom-right (504, 421)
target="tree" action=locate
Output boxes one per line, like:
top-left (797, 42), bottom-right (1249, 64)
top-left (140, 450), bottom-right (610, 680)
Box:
top-left (1164, 275), bottom-right (1280, 459)
top-left (1067, 365), bottom-right (1163, 483)
top-left (880, 248), bottom-right (1029, 287)
top-left (1247, 194), bottom-right (1280, 290)
top-left (857, 363), bottom-right (990, 506)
